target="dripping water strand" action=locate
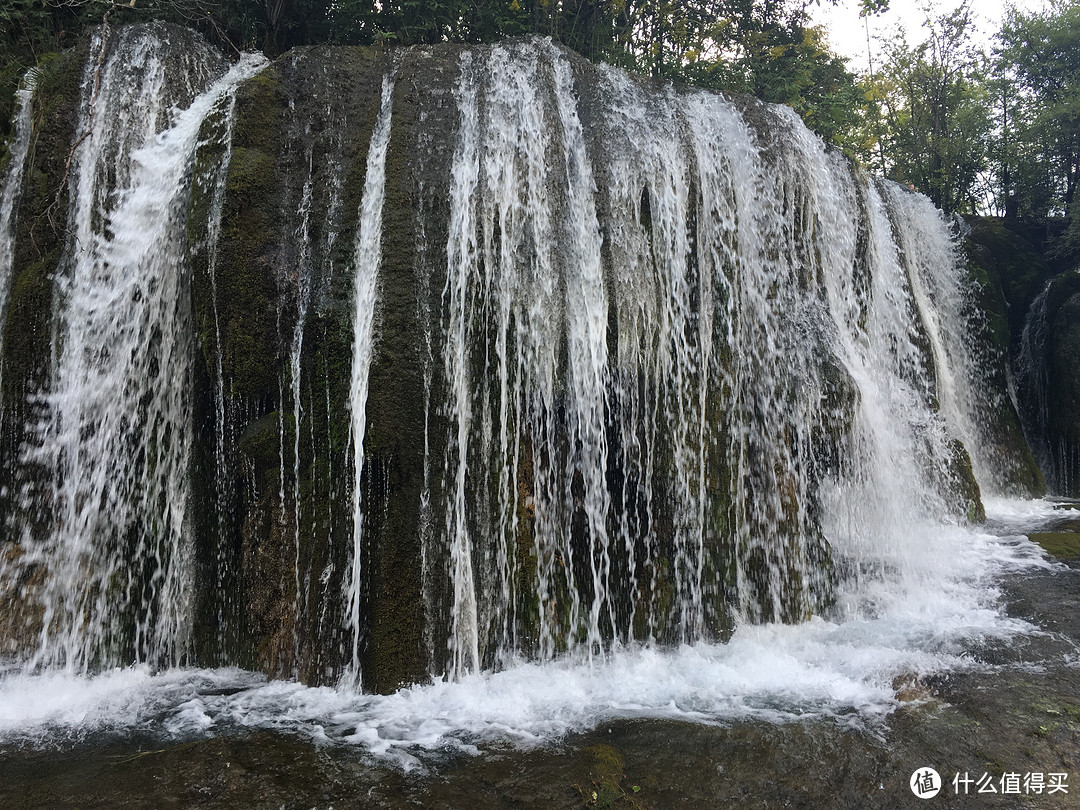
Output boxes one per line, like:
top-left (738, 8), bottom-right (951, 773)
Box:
top-left (0, 70), bottom-right (39, 415)
top-left (193, 77), bottom-right (244, 656)
top-left (549, 48), bottom-right (612, 655)
top-left (290, 155), bottom-right (316, 676)
top-left (343, 71), bottom-right (396, 686)
top-left (443, 50), bottom-right (481, 678)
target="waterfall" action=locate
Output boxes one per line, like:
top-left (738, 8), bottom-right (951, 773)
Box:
top-left (440, 44), bottom-right (618, 672)
top-left (443, 50), bottom-right (483, 676)
top-left (0, 30), bottom-right (1032, 706)
top-left (425, 42), bottom-right (999, 673)
top-left (598, 68), bottom-right (738, 638)
top-left (4, 26), bottom-right (265, 672)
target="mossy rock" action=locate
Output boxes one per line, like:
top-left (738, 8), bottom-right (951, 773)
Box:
top-left (964, 216), bottom-right (1053, 339)
top-left (210, 68), bottom-right (286, 404)
top-left (1028, 532), bottom-right (1080, 559)
top-left (944, 439), bottom-right (985, 523)
top-left (1, 253), bottom-right (55, 406)
top-left (1030, 273), bottom-right (1080, 494)
top-left (1048, 288), bottom-right (1080, 441)
top-left (960, 217), bottom-right (1048, 497)
top-left (0, 43), bottom-right (86, 520)
top-left (238, 411), bottom-right (289, 465)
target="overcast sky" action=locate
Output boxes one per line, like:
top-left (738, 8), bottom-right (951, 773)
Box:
top-left (808, 0), bottom-right (1049, 71)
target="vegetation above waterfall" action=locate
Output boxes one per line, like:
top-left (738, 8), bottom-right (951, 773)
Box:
top-left (2, 1), bottom-right (1079, 254)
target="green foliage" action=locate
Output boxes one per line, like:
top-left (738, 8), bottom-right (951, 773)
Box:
top-left (623, 1), bottom-right (869, 149)
top-left (326, 0), bottom-right (529, 47)
top-left (858, 0), bottom-right (888, 14)
top-left (874, 1), bottom-right (991, 213)
top-left (0, 0), bottom-right (871, 155)
top-left (27, 0), bottom-right (1080, 221)
top-left (1029, 531), bottom-right (1080, 558)
top-left (992, 0), bottom-right (1080, 264)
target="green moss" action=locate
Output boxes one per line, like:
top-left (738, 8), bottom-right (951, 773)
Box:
top-left (2, 44), bottom-right (84, 373)
top-left (964, 217), bottom-right (1053, 338)
top-left (208, 67), bottom-right (285, 403)
top-left (238, 412), bottom-right (288, 464)
top-left (0, 40), bottom-right (87, 548)
top-left (1028, 532), bottom-right (1080, 559)
top-left (966, 258), bottom-right (1010, 356)
top-left (1, 253), bottom-right (54, 399)
top-left (225, 147), bottom-right (275, 203)
top-left (183, 64), bottom-right (292, 672)
top-left (1048, 286), bottom-right (1080, 439)
top-left (359, 61), bottom-right (431, 693)
top-left (944, 438), bottom-right (985, 523)
top-left (576, 744), bottom-right (647, 809)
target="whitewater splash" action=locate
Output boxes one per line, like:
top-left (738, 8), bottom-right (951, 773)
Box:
top-left (0, 504), bottom-right (1055, 762)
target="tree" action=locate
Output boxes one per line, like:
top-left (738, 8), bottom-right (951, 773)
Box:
top-left (994, 0), bottom-right (1080, 223)
top-left (623, 0), bottom-right (869, 149)
top-left (0, 0), bottom-right (868, 156)
top-left (876, 1), bottom-right (991, 213)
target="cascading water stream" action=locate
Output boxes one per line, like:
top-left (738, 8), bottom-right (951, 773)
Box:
top-left (427, 41), bottom-right (1018, 676)
top-left (0, 71), bottom-right (38, 414)
top-left (600, 70), bottom-right (722, 639)
top-left (443, 50), bottom-right (484, 676)
top-left (441, 43), bottom-right (619, 671)
top-left (10, 27), bottom-right (265, 672)
top-left (551, 51), bottom-right (613, 656)
top-left (344, 72), bottom-right (396, 685)
top-left (772, 116), bottom-right (964, 598)
top-left (883, 185), bottom-right (998, 493)
top-left (288, 162), bottom-right (315, 674)
top-left (311, 116), bottom-right (347, 657)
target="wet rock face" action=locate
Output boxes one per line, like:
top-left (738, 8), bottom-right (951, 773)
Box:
top-left (960, 225), bottom-right (1045, 498)
top-left (0, 42), bottom-right (87, 559)
top-left (1046, 284), bottom-right (1080, 494)
top-left (1008, 262), bottom-right (1080, 497)
top-left (0, 22), bottom-right (229, 660)
top-left (187, 39), bottom-right (1009, 687)
top-left (961, 216), bottom-right (1080, 497)
top-left (184, 42), bottom-right (472, 690)
top-left (1, 26), bottom-right (1038, 691)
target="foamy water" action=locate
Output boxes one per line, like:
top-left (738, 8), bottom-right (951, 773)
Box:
top-left (0, 504), bottom-right (1056, 768)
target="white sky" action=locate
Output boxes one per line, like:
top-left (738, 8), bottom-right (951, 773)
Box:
top-left (808, 0), bottom-right (1049, 72)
